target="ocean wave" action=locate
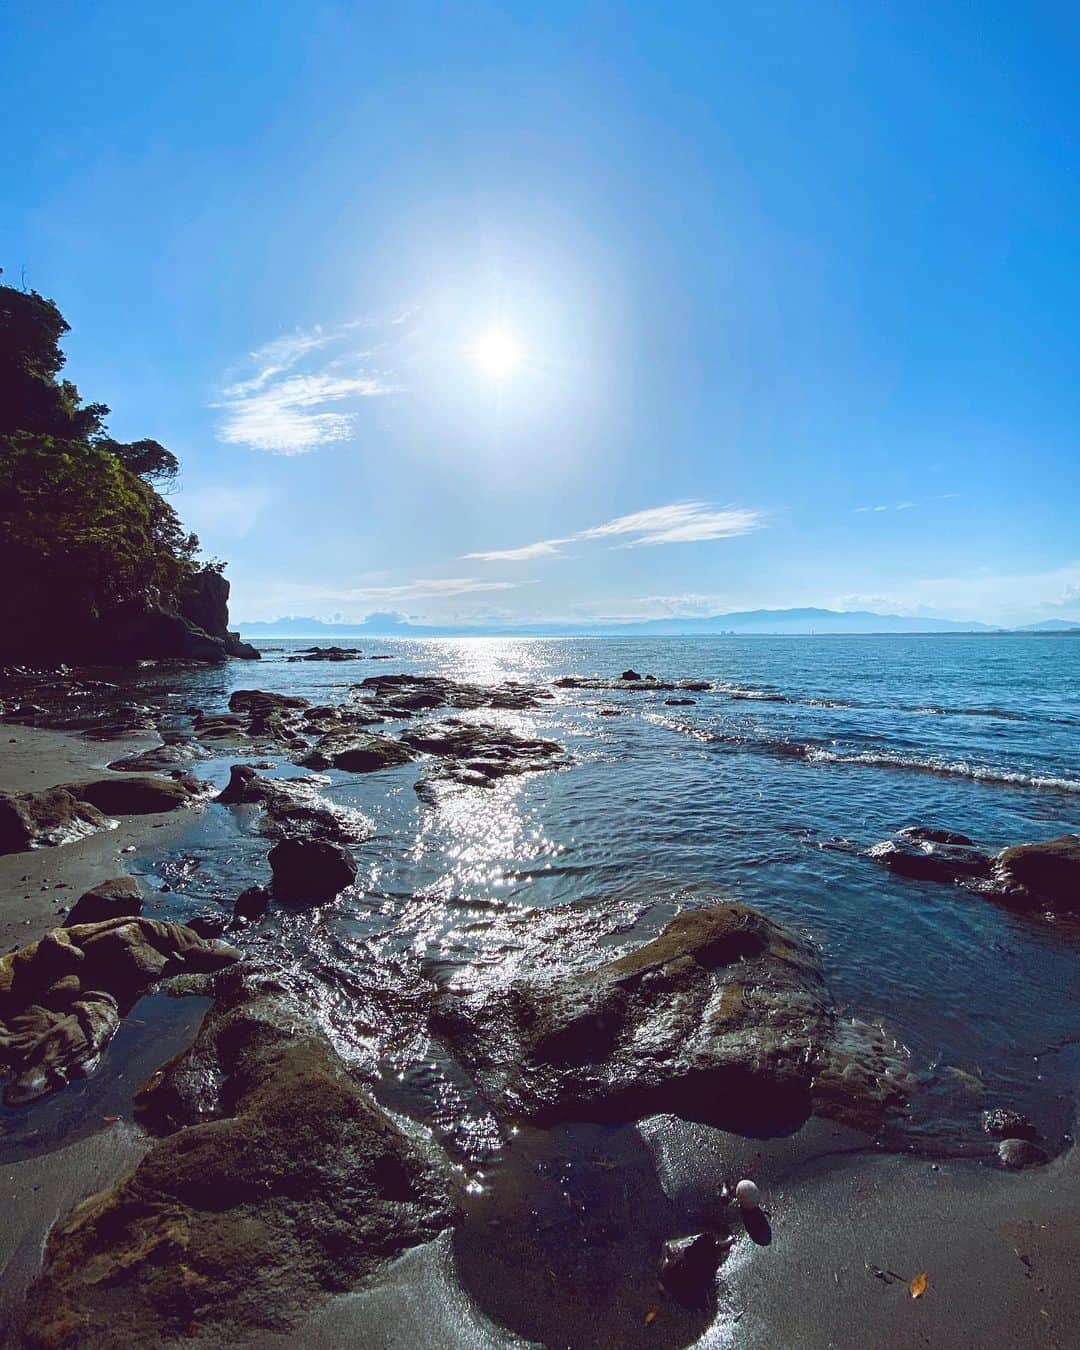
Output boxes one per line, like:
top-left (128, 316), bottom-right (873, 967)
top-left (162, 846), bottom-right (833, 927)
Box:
top-left (680, 724), bottom-right (1080, 794)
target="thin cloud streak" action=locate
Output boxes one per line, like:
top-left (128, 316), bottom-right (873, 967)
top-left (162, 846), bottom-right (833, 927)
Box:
top-left (273, 577), bottom-right (523, 605)
top-left (216, 319), bottom-right (403, 454)
top-left (465, 501), bottom-right (763, 562)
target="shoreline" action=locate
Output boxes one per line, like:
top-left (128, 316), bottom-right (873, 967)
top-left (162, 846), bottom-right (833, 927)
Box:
top-left (0, 724), bottom-right (1076, 1347)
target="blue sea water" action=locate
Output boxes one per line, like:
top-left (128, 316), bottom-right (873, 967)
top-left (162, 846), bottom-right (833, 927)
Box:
top-left (41, 635), bottom-right (1080, 1157)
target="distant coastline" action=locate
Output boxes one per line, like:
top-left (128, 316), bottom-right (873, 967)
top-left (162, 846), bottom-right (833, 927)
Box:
top-left (239, 608), bottom-right (1080, 641)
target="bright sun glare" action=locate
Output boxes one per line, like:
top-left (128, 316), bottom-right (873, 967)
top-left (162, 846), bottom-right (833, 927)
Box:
top-left (473, 328), bottom-right (521, 378)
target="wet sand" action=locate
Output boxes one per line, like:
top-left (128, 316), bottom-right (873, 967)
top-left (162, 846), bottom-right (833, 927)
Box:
top-left (283, 1116), bottom-right (1080, 1350)
top-left (0, 725), bottom-right (202, 1339)
top-left (0, 724), bottom-right (191, 951)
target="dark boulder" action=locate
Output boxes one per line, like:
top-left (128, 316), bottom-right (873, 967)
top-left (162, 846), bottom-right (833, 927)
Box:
top-left (665, 697), bottom-right (697, 706)
top-left (64, 876), bottom-right (143, 927)
top-left (232, 885), bottom-right (271, 924)
top-left (67, 773), bottom-right (201, 816)
top-left (432, 902), bottom-right (909, 1135)
top-left (620, 669), bottom-right (644, 682)
top-left (0, 786), bottom-right (109, 853)
top-left (24, 968), bottom-right (459, 1346)
top-left (268, 838), bottom-right (357, 903)
top-left (993, 835), bottom-right (1080, 911)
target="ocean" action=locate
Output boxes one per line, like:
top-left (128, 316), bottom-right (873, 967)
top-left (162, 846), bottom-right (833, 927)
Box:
top-left (6, 634), bottom-right (1079, 1160)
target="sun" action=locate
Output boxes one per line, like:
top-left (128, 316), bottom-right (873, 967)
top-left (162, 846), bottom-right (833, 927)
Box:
top-left (473, 328), bottom-right (521, 379)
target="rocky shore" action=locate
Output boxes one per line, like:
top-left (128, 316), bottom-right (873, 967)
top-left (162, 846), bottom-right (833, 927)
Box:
top-left (1, 667), bottom-right (1078, 1348)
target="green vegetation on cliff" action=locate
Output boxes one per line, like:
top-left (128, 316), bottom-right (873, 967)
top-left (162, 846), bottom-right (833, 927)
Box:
top-left (0, 281), bottom-right (249, 663)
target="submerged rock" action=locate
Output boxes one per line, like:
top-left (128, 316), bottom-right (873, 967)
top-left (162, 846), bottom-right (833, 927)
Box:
top-left (268, 837), bottom-right (357, 903)
top-left (0, 786), bottom-right (109, 853)
top-left (23, 968), bottom-right (459, 1347)
top-left (992, 835), bottom-right (1080, 911)
top-left (897, 825), bottom-right (975, 847)
top-left (868, 836), bottom-right (992, 883)
top-left (0, 918), bottom-right (240, 1105)
top-left (432, 901), bottom-right (908, 1135)
top-left (64, 876), bottom-right (143, 927)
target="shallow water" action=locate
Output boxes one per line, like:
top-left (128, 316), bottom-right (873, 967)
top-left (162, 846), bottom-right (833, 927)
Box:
top-left (8, 635), bottom-right (1080, 1160)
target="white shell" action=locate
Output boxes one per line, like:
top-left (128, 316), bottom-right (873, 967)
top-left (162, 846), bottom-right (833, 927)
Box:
top-left (735, 1178), bottom-right (761, 1209)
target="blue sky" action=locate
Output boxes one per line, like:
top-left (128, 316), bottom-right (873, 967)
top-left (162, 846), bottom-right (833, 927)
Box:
top-left (3, 2), bottom-right (1078, 626)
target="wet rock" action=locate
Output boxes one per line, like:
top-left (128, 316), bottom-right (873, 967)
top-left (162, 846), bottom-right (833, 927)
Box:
top-left (187, 912), bottom-right (229, 940)
top-left (868, 837), bottom-right (992, 883)
top-left (216, 763), bottom-right (279, 805)
top-left (107, 739), bottom-right (213, 772)
top-left (297, 730), bottom-right (414, 773)
top-left (0, 918), bottom-right (240, 1105)
top-left (992, 834), bottom-right (1080, 911)
top-left (228, 689), bottom-right (310, 713)
top-left (232, 885), bottom-right (271, 924)
top-left (218, 766), bottom-right (367, 844)
top-left (620, 669), bottom-right (643, 682)
top-left (997, 1138), bottom-right (1049, 1169)
top-left (355, 672), bottom-right (554, 715)
top-left (66, 773), bottom-right (202, 816)
top-left (665, 697), bottom-right (697, 706)
top-left (65, 876), bottom-right (143, 927)
top-left (0, 786), bottom-right (109, 854)
top-left (555, 675), bottom-right (711, 693)
top-left (661, 1232), bottom-right (729, 1307)
top-left (981, 1107), bottom-right (1037, 1141)
top-left (268, 838), bottom-right (357, 903)
top-left (402, 719), bottom-right (565, 793)
top-left (288, 644), bottom-right (362, 662)
top-left (897, 825), bottom-right (975, 847)
top-left (432, 902), bottom-right (907, 1135)
top-left (22, 967), bottom-right (459, 1348)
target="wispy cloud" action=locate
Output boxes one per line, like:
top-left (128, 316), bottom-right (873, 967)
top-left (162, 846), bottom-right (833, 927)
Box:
top-left (216, 319), bottom-right (404, 454)
top-left (854, 493), bottom-right (959, 514)
top-left (269, 577), bottom-right (523, 606)
top-left (465, 501), bottom-right (764, 562)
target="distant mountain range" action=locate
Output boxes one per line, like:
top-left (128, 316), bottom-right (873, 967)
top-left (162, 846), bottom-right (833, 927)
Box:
top-left (238, 607), bottom-right (1080, 638)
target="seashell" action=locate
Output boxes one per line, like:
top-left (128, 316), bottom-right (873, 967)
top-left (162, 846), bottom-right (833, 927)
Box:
top-left (735, 1178), bottom-right (761, 1210)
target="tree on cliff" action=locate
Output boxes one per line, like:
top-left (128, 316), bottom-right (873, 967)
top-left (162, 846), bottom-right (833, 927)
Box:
top-left (0, 281), bottom-right (241, 662)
